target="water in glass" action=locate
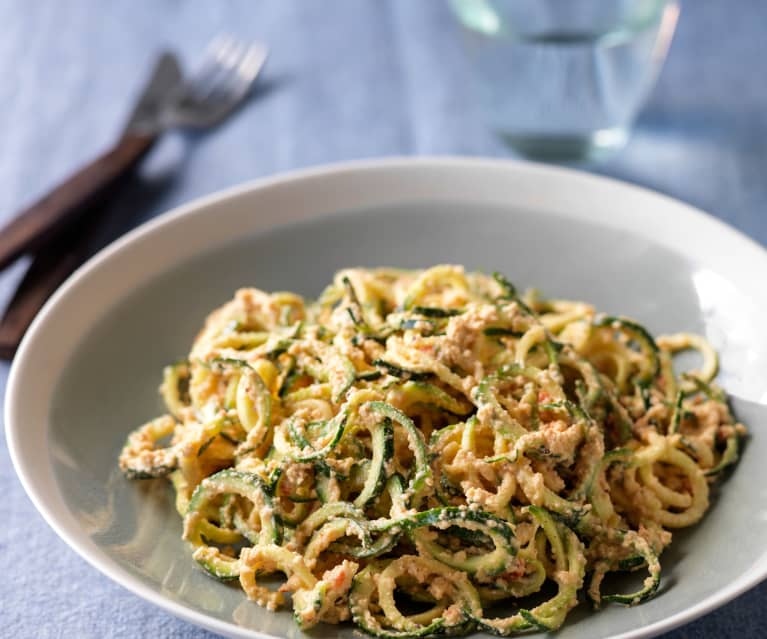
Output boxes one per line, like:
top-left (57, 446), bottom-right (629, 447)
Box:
top-left (451, 0), bottom-right (679, 161)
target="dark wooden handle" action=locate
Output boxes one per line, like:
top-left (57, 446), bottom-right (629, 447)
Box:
top-left (0, 235), bottom-right (85, 359)
top-left (0, 132), bottom-right (155, 272)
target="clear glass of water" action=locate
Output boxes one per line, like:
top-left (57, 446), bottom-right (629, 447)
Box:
top-left (450, 0), bottom-right (680, 161)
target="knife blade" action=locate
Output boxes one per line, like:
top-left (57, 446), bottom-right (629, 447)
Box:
top-left (122, 51), bottom-right (183, 136)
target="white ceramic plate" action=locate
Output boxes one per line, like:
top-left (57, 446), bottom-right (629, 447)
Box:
top-left (6, 158), bottom-right (767, 639)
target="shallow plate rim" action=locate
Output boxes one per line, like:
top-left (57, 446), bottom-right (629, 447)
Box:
top-left (6, 155), bottom-right (767, 639)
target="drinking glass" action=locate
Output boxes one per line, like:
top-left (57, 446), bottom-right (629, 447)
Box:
top-left (450, 0), bottom-right (680, 161)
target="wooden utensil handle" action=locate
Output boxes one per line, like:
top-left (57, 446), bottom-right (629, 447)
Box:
top-left (0, 238), bottom-right (84, 359)
top-left (0, 131), bottom-right (155, 272)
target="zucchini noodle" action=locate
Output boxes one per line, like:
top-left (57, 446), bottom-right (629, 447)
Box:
top-left (118, 265), bottom-right (746, 636)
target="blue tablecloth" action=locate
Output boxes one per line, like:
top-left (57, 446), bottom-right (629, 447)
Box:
top-left (2, 1), bottom-right (765, 637)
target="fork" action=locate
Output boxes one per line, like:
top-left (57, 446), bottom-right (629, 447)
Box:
top-left (169, 36), bottom-right (268, 129)
top-left (0, 35), bottom-right (268, 274)
top-left (0, 36), bottom-right (268, 357)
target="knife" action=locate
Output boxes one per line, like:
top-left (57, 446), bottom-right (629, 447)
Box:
top-left (0, 52), bottom-right (183, 357)
top-left (0, 51), bottom-right (183, 275)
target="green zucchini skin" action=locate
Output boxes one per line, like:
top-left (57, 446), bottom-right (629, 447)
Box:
top-left (364, 401), bottom-right (431, 499)
top-left (120, 267), bottom-right (747, 635)
top-left (349, 557), bottom-right (481, 639)
top-left (183, 469), bottom-right (281, 580)
top-left (411, 306), bottom-right (462, 318)
top-left (372, 359), bottom-right (431, 381)
top-left (119, 415), bottom-right (178, 479)
top-left (593, 315), bottom-right (660, 385)
top-left (121, 465), bottom-right (176, 480)
top-left (704, 433), bottom-right (740, 476)
top-left (353, 417), bottom-right (394, 509)
top-left (404, 507), bottom-right (517, 577)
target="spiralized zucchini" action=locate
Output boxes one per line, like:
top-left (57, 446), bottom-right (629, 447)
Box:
top-left (119, 265), bottom-right (746, 636)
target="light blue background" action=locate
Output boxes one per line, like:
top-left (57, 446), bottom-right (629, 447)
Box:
top-left (1, 1), bottom-right (765, 637)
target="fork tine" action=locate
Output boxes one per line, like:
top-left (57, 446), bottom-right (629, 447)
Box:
top-left (211, 44), bottom-right (266, 105)
top-left (188, 36), bottom-right (248, 101)
top-left (194, 35), bottom-right (236, 82)
top-left (205, 34), bottom-right (233, 53)
top-left (213, 37), bottom-right (247, 73)
top-left (196, 39), bottom-right (260, 105)
top-left (168, 34), bottom-right (268, 128)
top-left (235, 44), bottom-right (268, 84)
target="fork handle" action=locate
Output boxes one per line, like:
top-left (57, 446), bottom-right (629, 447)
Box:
top-left (0, 131), bottom-right (156, 272)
